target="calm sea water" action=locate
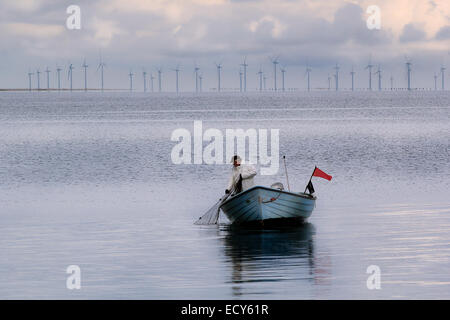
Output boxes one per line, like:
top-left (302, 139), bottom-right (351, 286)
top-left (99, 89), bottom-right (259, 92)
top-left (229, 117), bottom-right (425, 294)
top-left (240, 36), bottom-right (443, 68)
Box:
top-left (0, 91), bottom-right (449, 299)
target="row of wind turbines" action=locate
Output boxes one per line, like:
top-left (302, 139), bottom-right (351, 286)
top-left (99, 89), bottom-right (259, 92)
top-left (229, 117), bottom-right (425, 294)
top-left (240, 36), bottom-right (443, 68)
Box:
top-left (26, 55), bottom-right (448, 92)
top-left (28, 58), bottom-right (105, 92)
top-left (327, 57), bottom-right (446, 91)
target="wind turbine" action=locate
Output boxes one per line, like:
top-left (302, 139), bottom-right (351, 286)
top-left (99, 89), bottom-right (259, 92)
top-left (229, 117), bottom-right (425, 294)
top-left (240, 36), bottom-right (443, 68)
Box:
top-left (36, 69), bottom-right (41, 90)
top-left (305, 65), bottom-right (312, 91)
top-left (365, 57), bottom-right (374, 90)
top-left (350, 66), bottom-right (355, 91)
top-left (239, 68), bottom-right (243, 92)
top-left (280, 65), bottom-right (286, 92)
top-left (82, 59), bottom-right (88, 91)
top-left (150, 73), bottom-right (155, 93)
top-left (434, 73), bottom-right (438, 90)
top-left (27, 70), bottom-right (33, 92)
top-left (405, 57), bottom-right (412, 91)
top-left (45, 67), bottom-right (51, 91)
top-left (257, 66), bottom-right (263, 92)
top-left (68, 63), bottom-right (74, 91)
top-left (263, 73), bottom-right (267, 91)
top-left (194, 64), bottom-right (200, 93)
top-left (173, 65), bottom-right (180, 94)
top-left (334, 63), bottom-right (339, 91)
top-left (198, 73), bottom-right (203, 92)
top-left (129, 70), bottom-right (134, 92)
top-left (240, 57), bottom-right (248, 92)
top-left (157, 68), bottom-right (162, 92)
top-left (440, 65), bottom-right (446, 90)
top-left (374, 65), bottom-right (382, 91)
top-left (390, 75), bottom-right (394, 90)
top-left (327, 74), bottom-right (331, 90)
top-left (143, 69), bottom-right (147, 92)
top-left (56, 65), bottom-right (62, 91)
top-left (97, 54), bottom-right (106, 92)
top-left (215, 62), bottom-right (222, 92)
top-left (270, 56), bottom-right (279, 91)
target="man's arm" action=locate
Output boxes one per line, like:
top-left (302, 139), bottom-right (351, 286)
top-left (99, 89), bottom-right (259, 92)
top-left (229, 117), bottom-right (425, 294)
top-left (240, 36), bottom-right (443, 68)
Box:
top-left (240, 165), bottom-right (257, 179)
top-left (226, 172), bottom-right (236, 193)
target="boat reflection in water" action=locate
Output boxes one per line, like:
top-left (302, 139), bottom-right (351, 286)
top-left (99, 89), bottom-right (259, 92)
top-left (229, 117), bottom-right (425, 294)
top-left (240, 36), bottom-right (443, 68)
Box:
top-left (220, 223), bottom-right (317, 297)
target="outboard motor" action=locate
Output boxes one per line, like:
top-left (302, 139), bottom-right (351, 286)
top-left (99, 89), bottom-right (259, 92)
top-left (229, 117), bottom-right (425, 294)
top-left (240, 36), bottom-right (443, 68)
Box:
top-left (270, 182), bottom-right (284, 191)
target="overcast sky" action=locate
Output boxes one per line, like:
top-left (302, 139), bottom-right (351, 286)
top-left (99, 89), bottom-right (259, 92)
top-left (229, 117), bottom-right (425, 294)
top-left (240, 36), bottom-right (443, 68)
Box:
top-left (1, 0), bottom-right (449, 90)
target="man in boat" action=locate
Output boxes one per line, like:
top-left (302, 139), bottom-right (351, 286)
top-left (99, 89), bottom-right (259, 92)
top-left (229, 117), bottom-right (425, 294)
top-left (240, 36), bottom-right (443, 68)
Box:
top-left (225, 155), bottom-right (257, 195)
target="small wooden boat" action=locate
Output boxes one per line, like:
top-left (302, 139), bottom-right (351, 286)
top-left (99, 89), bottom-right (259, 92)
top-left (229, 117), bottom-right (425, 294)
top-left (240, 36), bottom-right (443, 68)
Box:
top-left (220, 185), bottom-right (316, 226)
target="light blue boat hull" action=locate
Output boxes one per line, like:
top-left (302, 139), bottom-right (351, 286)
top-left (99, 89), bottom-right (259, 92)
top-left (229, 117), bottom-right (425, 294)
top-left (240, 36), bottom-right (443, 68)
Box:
top-left (220, 186), bottom-right (316, 225)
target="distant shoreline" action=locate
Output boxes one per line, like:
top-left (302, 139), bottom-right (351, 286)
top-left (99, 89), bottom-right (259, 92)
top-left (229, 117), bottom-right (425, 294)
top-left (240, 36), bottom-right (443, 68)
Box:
top-left (0, 88), bottom-right (442, 92)
top-left (0, 88), bottom-right (121, 92)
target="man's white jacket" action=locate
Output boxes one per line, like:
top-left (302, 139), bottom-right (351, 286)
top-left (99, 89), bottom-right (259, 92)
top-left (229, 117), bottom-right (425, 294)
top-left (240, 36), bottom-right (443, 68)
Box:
top-left (227, 164), bottom-right (257, 192)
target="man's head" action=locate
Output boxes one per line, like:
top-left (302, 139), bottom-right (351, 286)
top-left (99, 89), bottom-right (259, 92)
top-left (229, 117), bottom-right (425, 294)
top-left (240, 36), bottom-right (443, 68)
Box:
top-left (231, 155), bottom-right (241, 167)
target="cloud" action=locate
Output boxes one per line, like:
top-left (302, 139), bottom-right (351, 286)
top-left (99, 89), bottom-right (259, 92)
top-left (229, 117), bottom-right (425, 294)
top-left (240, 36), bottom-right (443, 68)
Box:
top-left (399, 23), bottom-right (427, 42)
top-left (249, 16), bottom-right (286, 38)
top-left (435, 25), bottom-right (450, 40)
top-left (2, 0), bottom-right (43, 12)
top-left (331, 3), bottom-right (392, 45)
top-left (2, 22), bottom-right (64, 38)
top-left (88, 18), bottom-right (126, 47)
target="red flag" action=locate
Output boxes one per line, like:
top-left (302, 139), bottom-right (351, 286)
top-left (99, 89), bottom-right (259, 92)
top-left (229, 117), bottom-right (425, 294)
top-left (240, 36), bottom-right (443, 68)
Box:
top-left (313, 167), bottom-right (332, 181)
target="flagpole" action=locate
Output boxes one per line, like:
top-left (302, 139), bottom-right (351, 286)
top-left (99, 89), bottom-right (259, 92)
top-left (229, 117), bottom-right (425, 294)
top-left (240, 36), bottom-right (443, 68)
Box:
top-left (304, 166), bottom-right (316, 193)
